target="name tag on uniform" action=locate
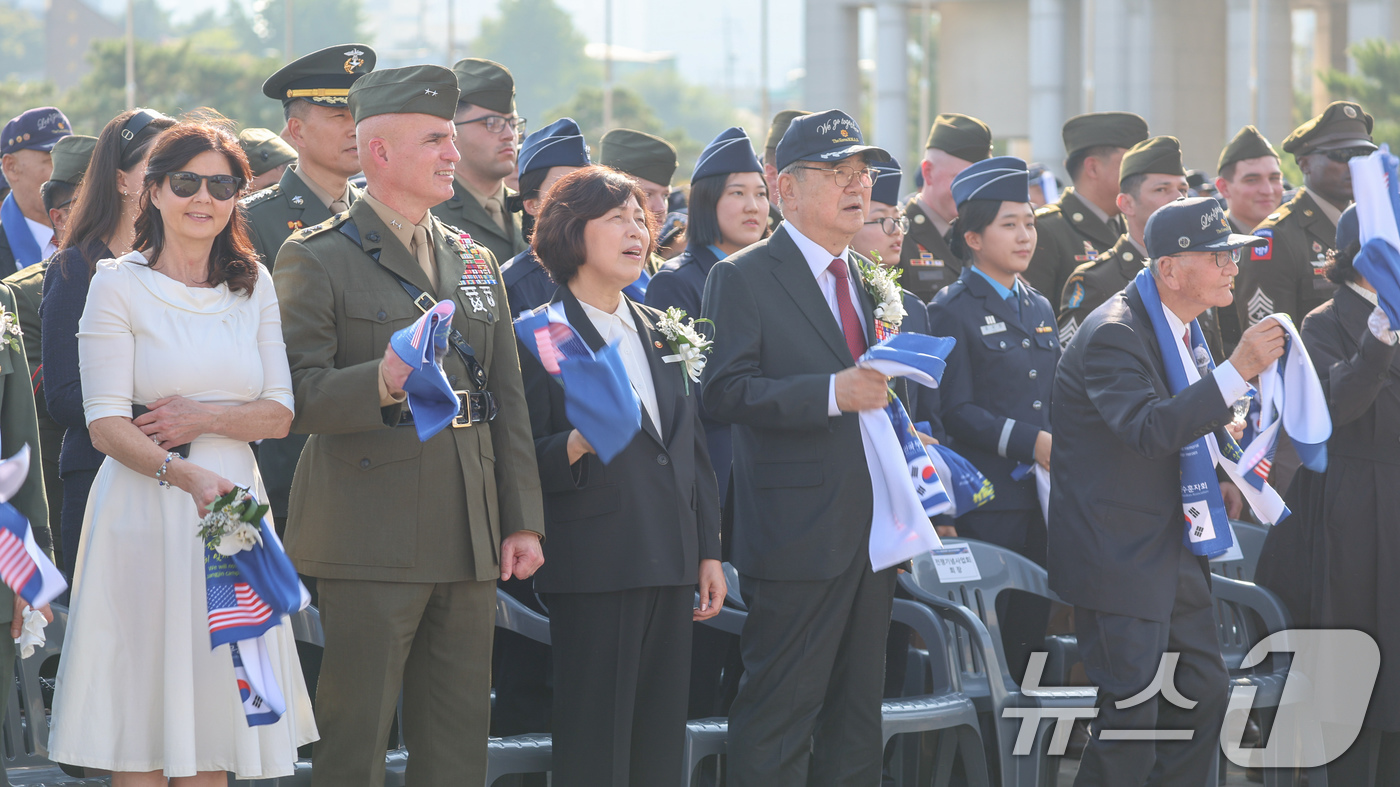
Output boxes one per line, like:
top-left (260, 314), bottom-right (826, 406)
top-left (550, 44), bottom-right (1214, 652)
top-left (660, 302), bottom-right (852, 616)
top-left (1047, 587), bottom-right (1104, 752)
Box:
top-left (931, 544), bottom-right (981, 582)
top-left (980, 321), bottom-right (1007, 335)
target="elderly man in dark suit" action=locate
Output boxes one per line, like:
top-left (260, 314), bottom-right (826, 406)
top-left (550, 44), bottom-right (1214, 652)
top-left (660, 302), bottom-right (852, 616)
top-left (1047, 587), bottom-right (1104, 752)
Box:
top-left (1050, 197), bottom-right (1285, 786)
top-left (702, 109), bottom-right (899, 787)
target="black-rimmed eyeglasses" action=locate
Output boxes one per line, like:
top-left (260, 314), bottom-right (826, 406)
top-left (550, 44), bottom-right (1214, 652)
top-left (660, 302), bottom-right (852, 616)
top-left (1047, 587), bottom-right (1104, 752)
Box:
top-left (455, 115), bottom-right (527, 138)
top-left (864, 216), bottom-right (909, 236)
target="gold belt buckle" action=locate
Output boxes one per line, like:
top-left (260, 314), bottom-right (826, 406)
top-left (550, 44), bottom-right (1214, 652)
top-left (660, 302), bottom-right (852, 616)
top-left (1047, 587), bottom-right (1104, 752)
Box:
top-left (413, 292), bottom-right (436, 315)
top-left (452, 390), bottom-right (473, 428)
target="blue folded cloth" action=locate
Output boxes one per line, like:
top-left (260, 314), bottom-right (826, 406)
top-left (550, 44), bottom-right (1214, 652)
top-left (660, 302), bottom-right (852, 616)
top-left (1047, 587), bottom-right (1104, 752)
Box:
top-left (390, 300), bottom-right (458, 441)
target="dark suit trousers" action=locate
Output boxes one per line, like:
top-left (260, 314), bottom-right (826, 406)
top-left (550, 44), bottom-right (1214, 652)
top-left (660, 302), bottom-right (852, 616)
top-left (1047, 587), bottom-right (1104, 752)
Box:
top-left (726, 547), bottom-right (897, 787)
top-left (547, 585), bottom-right (694, 787)
top-left (311, 577), bottom-right (495, 787)
top-left (1073, 554), bottom-right (1228, 787)
top-left (59, 467), bottom-right (96, 582)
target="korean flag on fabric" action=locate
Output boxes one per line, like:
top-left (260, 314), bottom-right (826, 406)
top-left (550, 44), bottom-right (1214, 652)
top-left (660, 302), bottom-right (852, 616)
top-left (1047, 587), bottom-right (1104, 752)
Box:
top-left (856, 333), bottom-right (956, 571)
top-left (0, 446), bottom-right (67, 609)
top-left (514, 302), bottom-right (642, 464)
top-left (389, 299), bottom-right (458, 442)
top-left (1349, 145), bottom-right (1400, 328)
top-left (927, 443), bottom-right (995, 518)
top-left (205, 496), bottom-right (310, 727)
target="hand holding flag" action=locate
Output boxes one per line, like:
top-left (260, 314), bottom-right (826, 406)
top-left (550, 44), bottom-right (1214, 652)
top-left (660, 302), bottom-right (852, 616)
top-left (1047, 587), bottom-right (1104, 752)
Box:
top-left (389, 300), bottom-right (459, 441)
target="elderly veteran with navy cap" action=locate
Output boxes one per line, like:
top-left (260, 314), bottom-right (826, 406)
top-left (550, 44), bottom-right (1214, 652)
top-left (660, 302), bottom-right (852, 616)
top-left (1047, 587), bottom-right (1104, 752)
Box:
top-left (241, 43), bottom-right (375, 267)
top-left (702, 108), bottom-right (903, 786)
top-left (271, 64), bottom-right (545, 787)
top-left (499, 117), bottom-right (592, 313)
top-left (0, 107), bottom-right (72, 274)
top-left (897, 112), bottom-right (992, 302)
top-left (1237, 100), bottom-right (1377, 334)
top-left (432, 58), bottom-right (527, 268)
top-left (928, 156), bottom-right (1058, 679)
top-left (1026, 111), bottom-right (1150, 304)
top-left (238, 127), bottom-right (298, 191)
top-left (1050, 196), bottom-right (1283, 787)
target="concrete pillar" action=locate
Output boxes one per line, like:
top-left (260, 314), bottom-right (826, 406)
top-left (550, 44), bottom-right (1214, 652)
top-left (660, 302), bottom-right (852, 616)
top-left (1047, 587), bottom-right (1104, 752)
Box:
top-left (937, 1), bottom-right (1030, 139)
top-left (1224, 0), bottom-right (1293, 155)
top-left (1028, 0), bottom-right (1069, 175)
top-left (804, 0), bottom-right (861, 116)
top-left (873, 0), bottom-right (910, 166)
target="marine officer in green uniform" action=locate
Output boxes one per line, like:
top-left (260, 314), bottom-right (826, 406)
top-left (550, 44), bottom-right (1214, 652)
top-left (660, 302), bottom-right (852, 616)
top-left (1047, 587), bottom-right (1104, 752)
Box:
top-left (1024, 111), bottom-right (1149, 305)
top-left (238, 127), bottom-right (298, 191)
top-left (897, 112), bottom-right (992, 302)
top-left (240, 43), bottom-right (376, 267)
top-left (272, 65), bottom-right (545, 787)
top-left (600, 127), bottom-right (678, 274)
top-left (1057, 136), bottom-right (1189, 345)
top-left (3, 133), bottom-right (93, 570)
top-left (242, 43), bottom-right (375, 536)
top-left (432, 58), bottom-right (527, 267)
top-left (1213, 125), bottom-right (1283, 353)
top-left (762, 109), bottom-right (809, 230)
top-left (1236, 100), bottom-right (1375, 330)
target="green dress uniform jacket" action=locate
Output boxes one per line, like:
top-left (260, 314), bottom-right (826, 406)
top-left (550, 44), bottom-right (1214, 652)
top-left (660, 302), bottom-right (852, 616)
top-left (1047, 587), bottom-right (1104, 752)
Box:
top-left (2, 261), bottom-right (63, 554)
top-left (1058, 234), bottom-right (1145, 346)
top-left (897, 195), bottom-right (964, 302)
top-left (1025, 187), bottom-right (1122, 311)
top-left (1234, 187), bottom-right (1339, 330)
top-left (430, 181), bottom-right (525, 269)
top-left (240, 166), bottom-right (364, 268)
top-left (272, 198), bottom-right (544, 583)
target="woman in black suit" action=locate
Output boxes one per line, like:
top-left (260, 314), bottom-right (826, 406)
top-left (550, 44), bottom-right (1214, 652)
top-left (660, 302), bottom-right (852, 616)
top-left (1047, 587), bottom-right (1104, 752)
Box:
top-left (519, 166), bottom-right (725, 787)
top-left (1302, 205), bottom-right (1400, 785)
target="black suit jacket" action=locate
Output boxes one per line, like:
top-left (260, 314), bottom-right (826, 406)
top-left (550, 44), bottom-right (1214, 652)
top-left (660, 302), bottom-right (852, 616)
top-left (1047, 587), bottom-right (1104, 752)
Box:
top-left (701, 224), bottom-right (886, 582)
top-left (1048, 281), bottom-right (1231, 622)
top-left (521, 286), bottom-right (721, 595)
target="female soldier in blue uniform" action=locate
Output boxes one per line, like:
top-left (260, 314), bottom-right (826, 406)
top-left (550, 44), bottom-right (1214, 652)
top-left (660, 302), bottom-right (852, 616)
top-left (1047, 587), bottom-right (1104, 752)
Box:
top-left (929, 156), bottom-right (1059, 680)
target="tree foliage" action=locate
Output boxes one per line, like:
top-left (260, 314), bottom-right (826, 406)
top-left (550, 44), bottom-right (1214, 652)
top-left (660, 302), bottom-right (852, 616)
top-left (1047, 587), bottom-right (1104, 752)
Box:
top-left (0, 2), bottom-right (45, 80)
top-left (545, 85), bottom-right (705, 181)
top-left (1322, 38), bottom-right (1400, 150)
top-left (471, 0), bottom-right (601, 123)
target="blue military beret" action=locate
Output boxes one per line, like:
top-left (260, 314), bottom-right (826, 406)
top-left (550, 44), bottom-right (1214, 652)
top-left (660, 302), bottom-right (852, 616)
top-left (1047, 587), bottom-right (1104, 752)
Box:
top-left (951, 156), bottom-right (1030, 207)
top-left (518, 118), bottom-right (591, 178)
top-left (870, 157), bottom-right (901, 206)
top-left (1337, 203), bottom-right (1359, 250)
top-left (692, 126), bottom-right (761, 182)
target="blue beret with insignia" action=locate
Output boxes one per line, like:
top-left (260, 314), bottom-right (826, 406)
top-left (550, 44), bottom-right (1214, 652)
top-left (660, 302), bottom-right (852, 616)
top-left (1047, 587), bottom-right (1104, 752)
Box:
top-left (951, 156), bottom-right (1030, 207)
top-left (870, 157), bottom-right (902, 206)
top-left (692, 126), bottom-right (762, 182)
top-left (518, 118), bottom-right (591, 178)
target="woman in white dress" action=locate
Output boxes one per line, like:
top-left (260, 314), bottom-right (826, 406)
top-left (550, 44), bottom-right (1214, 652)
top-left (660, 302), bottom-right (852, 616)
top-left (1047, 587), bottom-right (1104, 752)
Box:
top-left (48, 119), bottom-right (316, 785)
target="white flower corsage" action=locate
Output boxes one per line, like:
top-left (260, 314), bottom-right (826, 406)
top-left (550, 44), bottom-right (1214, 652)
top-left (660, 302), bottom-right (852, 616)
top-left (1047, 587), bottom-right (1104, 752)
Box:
top-left (655, 306), bottom-right (714, 395)
top-left (197, 487), bottom-right (268, 556)
top-left (856, 255), bottom-right (906, 329)
top-left (0, 303), bottom-right (21, 354)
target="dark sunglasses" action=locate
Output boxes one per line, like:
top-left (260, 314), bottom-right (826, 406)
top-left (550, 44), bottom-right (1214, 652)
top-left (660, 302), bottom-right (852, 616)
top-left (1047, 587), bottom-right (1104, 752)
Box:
top-left (1321, 147), bottom-right (1375, 163)
top-left (166, 171), bottom-right (243, 200)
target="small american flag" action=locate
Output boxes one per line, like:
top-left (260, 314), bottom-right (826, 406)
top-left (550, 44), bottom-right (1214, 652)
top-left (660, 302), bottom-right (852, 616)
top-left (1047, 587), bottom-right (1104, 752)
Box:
top-left (0, 526), bottom-right (37, 593)
top-left (207, 581), bottom-right (273, 635)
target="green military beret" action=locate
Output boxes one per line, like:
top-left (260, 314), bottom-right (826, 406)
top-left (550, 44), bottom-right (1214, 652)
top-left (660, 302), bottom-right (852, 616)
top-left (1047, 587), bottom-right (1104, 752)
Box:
top-left (764, 110), bottom-right (810, 154)
top-left (1062, 111), bottom-right (1149, 157)
top-left (263, 43), bottom-right (376, 107)
top-left (1119, 135), bottom-right (1185, 184)
top-left (1217, 125), bottom-right (1278, 173)
top-left (925, 113), bottom-right (992, 162)
top-left (48, 134), bottom-right (97, 186)
top-left (349, 65), bottom-right (461, 123)
top-left (452, 58), bottom-right (515, 115)
top-left (1282, 101), bottom-right (1377, 156)
top-left (237, 128), bottom-right (297, 176)
top-left (600, 128), bottom-right (678, 187)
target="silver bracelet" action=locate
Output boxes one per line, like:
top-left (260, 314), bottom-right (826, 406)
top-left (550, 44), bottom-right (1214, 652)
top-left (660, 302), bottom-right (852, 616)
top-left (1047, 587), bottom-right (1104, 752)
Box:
top-left (155, 451), bottom-right (178, 488)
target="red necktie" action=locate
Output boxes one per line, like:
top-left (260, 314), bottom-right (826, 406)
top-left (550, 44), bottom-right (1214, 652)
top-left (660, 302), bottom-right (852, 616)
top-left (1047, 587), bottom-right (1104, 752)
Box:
top-left (828, 259), bottom-right (867, 362)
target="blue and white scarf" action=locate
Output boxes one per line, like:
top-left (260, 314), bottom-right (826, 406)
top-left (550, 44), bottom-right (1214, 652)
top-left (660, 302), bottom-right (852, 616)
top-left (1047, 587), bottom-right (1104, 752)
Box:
top-left (0, 194), bottom-right (42, 269)
top-left (1349, 145), bottom-right (1400, 326)
top-left (1135, 269), bottom-right (1290, 558)
top-left (1237, 313), bottom-right (1330, 488)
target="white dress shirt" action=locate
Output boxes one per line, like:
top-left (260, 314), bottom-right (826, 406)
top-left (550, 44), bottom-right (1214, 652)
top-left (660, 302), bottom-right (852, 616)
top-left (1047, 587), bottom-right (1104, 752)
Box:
top-left (580, 296), bottom-right (662, 436)
top-left (784, 223), bottom-right (870, 416)
top-left (24, 215), bottom-right (56, 260)
top-left (1161, 305), bottom-right (1249, 405)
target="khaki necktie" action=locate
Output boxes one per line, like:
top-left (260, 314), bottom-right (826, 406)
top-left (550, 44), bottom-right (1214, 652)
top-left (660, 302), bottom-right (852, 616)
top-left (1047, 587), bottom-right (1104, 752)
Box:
top-left (330, 196), bottom-right (349, 214)
top-left (411, 224), bottom-right (436, 288)
top-left (484, 196), bottom-right (507, 233)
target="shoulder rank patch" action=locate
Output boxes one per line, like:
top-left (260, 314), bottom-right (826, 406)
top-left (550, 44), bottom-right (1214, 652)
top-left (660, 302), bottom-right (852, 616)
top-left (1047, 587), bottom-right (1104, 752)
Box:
top-left (1246, 288), bottom-right (1275, 325)
top-left (1058, 317), bottom-right (1078, 346)
top-left (1065, 279), bottom-right (1085, 309)
top-left (238, 184), bottom-right (281, 209)
top-left (1250, 228), bottom-right (1273, 261)
top-left (294, 213), bottom-right (347, 242)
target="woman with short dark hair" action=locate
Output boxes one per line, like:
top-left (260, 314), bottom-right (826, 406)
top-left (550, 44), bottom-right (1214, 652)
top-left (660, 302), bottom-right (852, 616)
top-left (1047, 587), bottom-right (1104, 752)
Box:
top-left (48, 118), bottom-right (315, 785)
top-left (521, 165), bottom-right (724, 786)
top-left (43, 107), bottom-right (177, 579)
